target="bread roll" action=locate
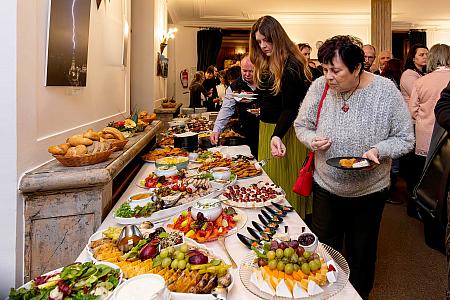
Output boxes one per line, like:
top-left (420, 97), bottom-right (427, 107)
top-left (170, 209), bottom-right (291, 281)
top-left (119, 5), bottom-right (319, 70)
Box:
top-left (65, 145), bottom-right (88, 156)
top-left (102, 127), bottom-right (125, 141)
top-left (48, 143), bottom-right (70, 155)
top-left (83, 129), bottom-right (100, 141)
top-left (67, 136), bottom-right (94, 146)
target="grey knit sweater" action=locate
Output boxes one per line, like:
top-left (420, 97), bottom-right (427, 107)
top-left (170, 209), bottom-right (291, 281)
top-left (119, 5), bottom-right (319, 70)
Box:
top-left (294, 75), bottom-right (414, 197)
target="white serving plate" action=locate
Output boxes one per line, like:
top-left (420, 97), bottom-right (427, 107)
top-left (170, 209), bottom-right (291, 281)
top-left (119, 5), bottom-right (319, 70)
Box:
top-left (113, 198), bottom-right (194, 225)
top-left (9, 261), bottom-right (123, 300)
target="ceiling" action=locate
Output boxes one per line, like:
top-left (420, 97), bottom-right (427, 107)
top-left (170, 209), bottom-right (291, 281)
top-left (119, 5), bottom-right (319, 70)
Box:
top-left (167, 0), bottom-right (450, 30)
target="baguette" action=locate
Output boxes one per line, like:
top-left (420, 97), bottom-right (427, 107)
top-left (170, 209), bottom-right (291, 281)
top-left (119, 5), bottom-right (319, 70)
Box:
top-left (102, 127), bottom-right (125, 141)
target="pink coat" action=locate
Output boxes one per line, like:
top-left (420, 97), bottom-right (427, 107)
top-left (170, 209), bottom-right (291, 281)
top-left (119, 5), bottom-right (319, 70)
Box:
top-left (410, 67), bottom-right (450, 156)
top-left (400, 69), bottom-right (422, 107)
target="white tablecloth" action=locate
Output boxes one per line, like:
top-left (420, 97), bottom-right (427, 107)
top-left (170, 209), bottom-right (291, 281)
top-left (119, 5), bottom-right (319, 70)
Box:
top-left (77, 147), bottom-right (361, 300)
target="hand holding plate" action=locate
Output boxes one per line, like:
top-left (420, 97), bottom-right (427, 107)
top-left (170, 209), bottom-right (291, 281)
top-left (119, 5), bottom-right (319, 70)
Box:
top-left (362, 147), bottom-right (380, 164)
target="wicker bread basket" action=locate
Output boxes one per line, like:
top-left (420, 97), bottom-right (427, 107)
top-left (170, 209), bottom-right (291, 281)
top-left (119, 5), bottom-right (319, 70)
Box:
top-left (108, 139), bottom-right (128, 151)
top-left (53, 149), bottom-right (113, 167)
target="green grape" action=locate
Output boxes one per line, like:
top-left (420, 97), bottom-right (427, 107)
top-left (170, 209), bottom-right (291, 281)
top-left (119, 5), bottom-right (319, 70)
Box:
top-left (293, 263), bottom-right (300, 272)
top-left (301, 262), bottom-right (310, 275)
top-left (171, 259), bottom-right (179, 269)
top-left (179, 244), bottom-right (189, 253)
top-left (160, 249), bottom-right (169, 259)
top-left (267, 250), bottom-right (276, 260)
top-left (277, 261), bottom-right (285, 271)
top-left (291, 253), bottom-right (299, 263)
top-left (186, 263), bottom-right (191, 270)
top-left (178, 260), bottom-right (186, 270)
top-left (176, 252), bottom-right (185, 260)
top-left (303, 250), bottom-right (311, 259)
top-left (275, 249), bottom-right (284, 258)
top-left (283, 247), bottom-right (294, 258)
top-left (281, 257), bottom-right (290, 264)
top-left (167, 246), bottom-right (175, 255)
top-left (268, 259), bottom-right (278, 270)
top-left (309, 260), bottom-right (320, 271)
top-left (284, 263), bottom-right (294, 275)
top-left (162, 257), bottom-right (172, 268)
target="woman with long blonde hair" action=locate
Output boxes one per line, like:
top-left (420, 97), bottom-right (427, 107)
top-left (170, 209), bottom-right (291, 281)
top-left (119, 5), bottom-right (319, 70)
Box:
top-left (250, 15), bottom-right (312, 218)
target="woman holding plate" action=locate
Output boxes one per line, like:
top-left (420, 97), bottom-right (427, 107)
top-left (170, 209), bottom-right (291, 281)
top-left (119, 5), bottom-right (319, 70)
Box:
top-left (249, 15), bottom-right (312, 219)
top-left (294, 35), bottom-right (414, 299)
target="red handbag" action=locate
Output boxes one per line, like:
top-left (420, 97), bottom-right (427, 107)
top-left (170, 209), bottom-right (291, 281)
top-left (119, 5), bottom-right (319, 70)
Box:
top-left (293, 83), bottom-right (329, 196)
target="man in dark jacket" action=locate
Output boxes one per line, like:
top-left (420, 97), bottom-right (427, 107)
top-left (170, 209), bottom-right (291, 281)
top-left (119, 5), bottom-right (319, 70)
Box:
top-left (210, 55), bottom-right (259, 157)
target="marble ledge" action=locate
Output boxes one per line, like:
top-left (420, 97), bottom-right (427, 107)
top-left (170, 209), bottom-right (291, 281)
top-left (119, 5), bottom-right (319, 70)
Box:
top-left (19, 121), bottom-right (163, 194)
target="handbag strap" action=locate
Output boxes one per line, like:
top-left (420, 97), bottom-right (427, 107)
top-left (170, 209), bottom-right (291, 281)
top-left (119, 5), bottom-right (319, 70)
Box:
top-left (315, 83), bottom-right (329, 128)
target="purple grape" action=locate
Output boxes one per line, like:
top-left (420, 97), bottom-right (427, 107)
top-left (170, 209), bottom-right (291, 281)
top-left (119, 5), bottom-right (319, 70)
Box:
top-left (270, 240), bottom-right (279, 250)
top-left (279, 241), bottom-right (288, 250)
top-left (288, 240), bottom-right (299, 249)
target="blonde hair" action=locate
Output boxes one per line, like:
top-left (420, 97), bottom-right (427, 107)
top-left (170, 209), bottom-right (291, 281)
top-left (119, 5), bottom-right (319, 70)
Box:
top-left (249, 16), bottom-right (311, 95)
top-left (426, 44), bottom-right (450, 73)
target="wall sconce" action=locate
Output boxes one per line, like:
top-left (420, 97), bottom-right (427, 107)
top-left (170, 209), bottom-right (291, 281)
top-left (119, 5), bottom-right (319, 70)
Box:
top-left (160, 27), bottom-right (177, 54)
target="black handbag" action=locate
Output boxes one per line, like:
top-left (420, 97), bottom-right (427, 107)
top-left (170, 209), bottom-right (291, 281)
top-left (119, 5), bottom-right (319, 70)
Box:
top-left (413, 122), bottom-right (449, 253)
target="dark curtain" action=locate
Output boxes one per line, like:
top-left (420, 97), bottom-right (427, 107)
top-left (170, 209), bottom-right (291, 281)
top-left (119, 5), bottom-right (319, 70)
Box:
top-left (197, 29), bottom-right (223, 71)
top-left (409, 30), bottom-right (427, 47)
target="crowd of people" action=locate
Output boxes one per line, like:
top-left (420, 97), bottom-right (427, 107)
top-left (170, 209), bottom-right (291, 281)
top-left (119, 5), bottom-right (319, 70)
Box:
top-left (187, 15), bottom-right (450, 299)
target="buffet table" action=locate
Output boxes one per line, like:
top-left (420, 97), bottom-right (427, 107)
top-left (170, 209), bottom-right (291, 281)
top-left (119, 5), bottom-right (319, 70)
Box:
top-left (76, 146), bottom-right (361, 300)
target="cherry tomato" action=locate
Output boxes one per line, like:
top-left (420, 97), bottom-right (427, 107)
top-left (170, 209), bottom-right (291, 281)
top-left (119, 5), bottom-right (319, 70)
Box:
top-left (179, 185), bottom-right (186, 192)
top-left (186, 187), bottom-right (192, 194)
top-left (172, 185), bottom-right (179, 191)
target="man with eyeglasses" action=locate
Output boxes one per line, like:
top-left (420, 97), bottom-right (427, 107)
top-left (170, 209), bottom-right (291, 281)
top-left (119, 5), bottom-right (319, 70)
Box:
top-left (363, 44), bottom-right (376, 72)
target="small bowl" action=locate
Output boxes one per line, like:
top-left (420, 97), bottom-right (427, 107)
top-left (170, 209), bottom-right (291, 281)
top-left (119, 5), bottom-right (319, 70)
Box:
top-left (188, 152), bottom-right (199, 161)
top-left (128, 192), bottom-right (156, 209)
top-left (155, 165), bottom-right (178, 177)
top-left (113, 274), bottom-right (170, 300)
top-left (211, 167), bottom-right (231, 181)
top-left (155, 156), bottom-right (189, 170)
top-left (190, 198), bottom-right (223, 221)
top-left (117, 225), bottom-right (144, 252)
top-left (297, 232), bottom-right (318, 253)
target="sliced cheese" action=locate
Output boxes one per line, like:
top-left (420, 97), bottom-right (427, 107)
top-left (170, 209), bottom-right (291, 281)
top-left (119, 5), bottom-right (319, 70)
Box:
top-left (327, 271), bottom-right (337, 283)
top-left (307, 280), bottom-right (324, 296)
top-left (293, 281), bottom-right (309, 298)
top-left (276, 279), bottom-right (292, 298)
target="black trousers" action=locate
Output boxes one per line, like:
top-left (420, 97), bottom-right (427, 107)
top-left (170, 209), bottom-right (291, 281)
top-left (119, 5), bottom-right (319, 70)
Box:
top-left (312, 182), bottom-right (388, 300)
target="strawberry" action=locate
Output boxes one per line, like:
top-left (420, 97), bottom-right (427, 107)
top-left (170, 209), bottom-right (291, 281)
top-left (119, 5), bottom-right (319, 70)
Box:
top-left (328, 264), bottom-right (336, 272)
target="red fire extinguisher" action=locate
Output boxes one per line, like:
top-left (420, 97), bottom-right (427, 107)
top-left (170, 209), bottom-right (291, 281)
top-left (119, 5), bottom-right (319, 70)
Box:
top-left (180, 69), bottom-right (189, 88)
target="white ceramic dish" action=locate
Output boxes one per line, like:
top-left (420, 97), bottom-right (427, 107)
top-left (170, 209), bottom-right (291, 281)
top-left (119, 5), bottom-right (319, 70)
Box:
top-left (9, 261), bottom-right (123, 300)
top-left (298, 232), bottom-right (318, 253)
top-left (211, 167), bottom-right (231, 181)
top-left (190, 198), bottom-right (223, 221)
top-left (113, 197), bottom-right (195, 225)
top-left (113, 274), bottom-right (170, 300)
top-left (155, 166), bottom-right (178, 177)
top-left (128, 192), bottom-right (155, 210)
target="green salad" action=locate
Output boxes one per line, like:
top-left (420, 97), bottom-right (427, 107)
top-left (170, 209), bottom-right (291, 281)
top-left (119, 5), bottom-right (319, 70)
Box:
top-left (9, 262), bottom-right (120, 300)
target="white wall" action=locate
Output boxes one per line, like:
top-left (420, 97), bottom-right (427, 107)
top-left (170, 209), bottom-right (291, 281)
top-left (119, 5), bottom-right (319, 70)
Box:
top-left (18, 0), bottom-right (131, 177)
top-left (14, 0), bottom-right (131, 289)
top-left (131, 0), bottom-right (168, 112)
top-left (427, 28), bottom-right (450, 46)
top-left (0, 0), bottom-right (17, 296)
top-left (168, 26), bottom-right (198, 107)
top-left (283, 23), bottom-right (370, 59)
